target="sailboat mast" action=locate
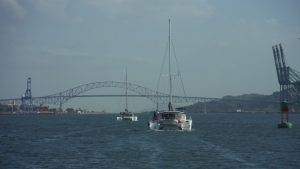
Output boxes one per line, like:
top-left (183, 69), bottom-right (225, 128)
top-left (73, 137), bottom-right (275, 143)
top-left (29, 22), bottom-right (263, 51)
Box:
top-left (168, 19), bottom-right (173, 111)
top-left (125, 68), bottom-right (128, 112)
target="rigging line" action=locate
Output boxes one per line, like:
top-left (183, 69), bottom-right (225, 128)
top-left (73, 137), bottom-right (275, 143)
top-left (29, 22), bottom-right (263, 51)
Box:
top-left (156, 41), bottom-right (169, 91)
top-left (156, 41), bottom-right (169, 109)
top-left (171, 40), bottom-right (187, 97)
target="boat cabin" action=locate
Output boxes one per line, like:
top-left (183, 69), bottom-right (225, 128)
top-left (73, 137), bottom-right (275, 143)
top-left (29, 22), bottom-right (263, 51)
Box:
top-left (155, 111), bottom-right (186, 121)
top-left (120, 112), bottom-right (134, 116)
top-left (161, 112), bottom-right (177, 120)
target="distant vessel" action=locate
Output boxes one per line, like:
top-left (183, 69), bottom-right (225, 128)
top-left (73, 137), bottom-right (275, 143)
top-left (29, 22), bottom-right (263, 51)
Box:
top-left (117, 111), bottom-right (138, 121)
top-left (117, 70), bottom-right (138, 121)
top-left (149, 19), bottom-right (192, 131)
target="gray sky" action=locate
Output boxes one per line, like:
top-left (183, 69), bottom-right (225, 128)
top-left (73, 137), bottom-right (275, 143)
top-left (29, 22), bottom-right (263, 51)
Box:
top-left (1, 0), bottom-right (300, 112)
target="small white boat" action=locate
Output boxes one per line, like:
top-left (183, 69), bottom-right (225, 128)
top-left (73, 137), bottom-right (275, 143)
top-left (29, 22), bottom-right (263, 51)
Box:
top-left (149, 19), bottom-right (192, 131)
top-left (117, 69), bottom-right (138, 121)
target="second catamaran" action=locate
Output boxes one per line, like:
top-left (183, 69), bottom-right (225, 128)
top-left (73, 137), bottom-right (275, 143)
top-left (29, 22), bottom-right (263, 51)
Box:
top-left (117, 70), bottom-right (138, 121)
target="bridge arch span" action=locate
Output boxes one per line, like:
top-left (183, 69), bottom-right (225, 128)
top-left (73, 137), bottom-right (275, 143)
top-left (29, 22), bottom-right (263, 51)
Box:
top-left (35, 81), bottom-right (167, 105)
top-left (1, 81), bottom-right (219, 109)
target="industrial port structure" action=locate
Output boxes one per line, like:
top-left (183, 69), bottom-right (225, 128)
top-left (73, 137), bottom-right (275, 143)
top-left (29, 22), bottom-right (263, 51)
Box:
top-left (272, 44), bottom-right (300, 128)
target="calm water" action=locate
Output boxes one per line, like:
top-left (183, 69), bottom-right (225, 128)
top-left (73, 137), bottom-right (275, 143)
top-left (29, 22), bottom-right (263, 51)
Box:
top-left (0, 112), bottom-right (299, 169)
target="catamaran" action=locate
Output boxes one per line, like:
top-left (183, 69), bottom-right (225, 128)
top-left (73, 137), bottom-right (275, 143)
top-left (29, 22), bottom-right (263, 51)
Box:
top-left (117, 70), bottom-right (138, 121)
top-left (148, 19), bottom-right (192, 131)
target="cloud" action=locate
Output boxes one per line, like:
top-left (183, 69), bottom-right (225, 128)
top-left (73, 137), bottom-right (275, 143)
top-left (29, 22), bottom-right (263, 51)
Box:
top-left (266, 18), bottom-right (279, 25)
top-left (44, 47), bottom-right (91, 58)
top-left (238, 17), bottom-right (247, 25)
top-left (218, 41), bottom-right (230, 48)
top-left (0, 0), bottom-right (26, 20)
top-left (169, 0), bottom-right (214, 17)
top-left (0, 0), bottom-right (27, 48)
top-left (85, 0), bottom-right (214, 18)
top-left (22, 0), bottom-right (81, 23)
top-left (31, 0), bottom-right (68, 21)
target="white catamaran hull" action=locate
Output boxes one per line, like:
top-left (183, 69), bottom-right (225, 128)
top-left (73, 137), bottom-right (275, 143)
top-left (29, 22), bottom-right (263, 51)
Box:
top-left (149, 119), bottom-right (192, 131)
top-left (117, 116), bottom-right (138, 121)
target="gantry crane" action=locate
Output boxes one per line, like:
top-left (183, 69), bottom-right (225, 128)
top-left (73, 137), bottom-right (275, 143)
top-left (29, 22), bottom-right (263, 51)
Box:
top-left (272, 44), bottom-right (300, 128)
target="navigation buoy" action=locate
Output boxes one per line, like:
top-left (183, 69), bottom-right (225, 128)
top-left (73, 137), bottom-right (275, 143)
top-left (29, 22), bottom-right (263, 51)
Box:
top-left (278, 102), bottom-right (293, 128)
top-left (278, 122), bottom-right (293, 128)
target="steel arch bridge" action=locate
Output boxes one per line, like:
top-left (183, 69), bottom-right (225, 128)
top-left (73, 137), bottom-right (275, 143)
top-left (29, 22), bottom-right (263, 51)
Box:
top-left (0, 81), bottom-right (219, 109)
